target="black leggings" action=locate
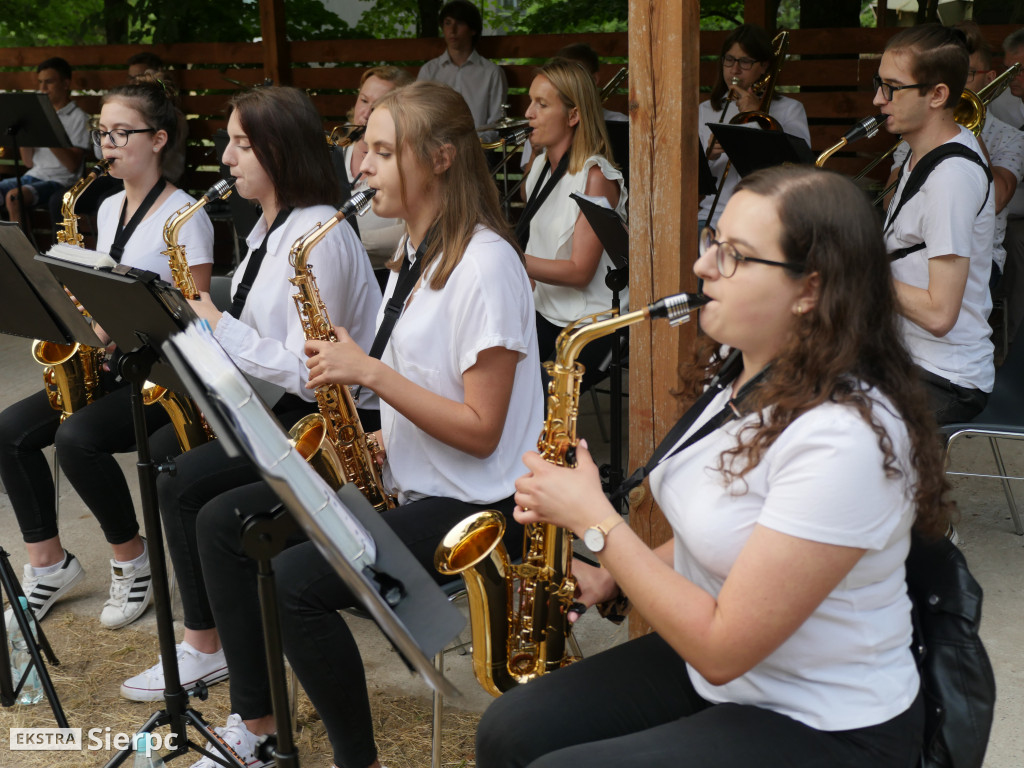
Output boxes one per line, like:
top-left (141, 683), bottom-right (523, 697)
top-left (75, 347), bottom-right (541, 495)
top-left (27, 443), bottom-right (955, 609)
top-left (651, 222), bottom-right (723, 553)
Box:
top-left (476, 633), bottom-right (924, 768)
top-left (197, 481), bottom-right (523, 768)
top-left (0, 382), bottom-right (169, 545)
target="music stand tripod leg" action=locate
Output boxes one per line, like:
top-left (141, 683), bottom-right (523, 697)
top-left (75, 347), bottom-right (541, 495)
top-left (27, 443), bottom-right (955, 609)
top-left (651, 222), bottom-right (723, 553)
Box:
top-left (0, 546), bottom-right (68, 724)
top-left (101, 347), bottom-right (247, 768)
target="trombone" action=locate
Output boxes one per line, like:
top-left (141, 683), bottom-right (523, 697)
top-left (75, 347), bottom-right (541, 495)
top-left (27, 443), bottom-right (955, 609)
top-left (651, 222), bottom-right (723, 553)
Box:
top-left (482, 126), bottom-right (534, 218)
top-left (600, 66), bottom-right (628, 101)
top-left (326, 123), bottom-right (365, 148)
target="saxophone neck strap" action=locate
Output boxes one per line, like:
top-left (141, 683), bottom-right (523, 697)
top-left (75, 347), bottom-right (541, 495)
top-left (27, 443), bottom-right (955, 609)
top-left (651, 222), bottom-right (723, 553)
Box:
top-left (367, 225), bottom-right (435, 361)
top-left (228, 207), bottom-right (292, 319)
top-left (514, 151), bottom-right (570, 250)
top-left (612, 350), bottom-right (768, 503)
top-left (110, 177), bottom-right (167, 263)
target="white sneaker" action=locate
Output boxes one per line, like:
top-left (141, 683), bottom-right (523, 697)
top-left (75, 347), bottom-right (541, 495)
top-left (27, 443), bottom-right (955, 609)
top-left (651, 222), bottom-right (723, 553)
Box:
top-left (120, 641), bottom-right (229, 702)
top-left (189, 714), bottom-right (272, 768)
top-left (21, 550), bottom-right (85, 620)
top-left (100, 558), bottom-right (152, 629)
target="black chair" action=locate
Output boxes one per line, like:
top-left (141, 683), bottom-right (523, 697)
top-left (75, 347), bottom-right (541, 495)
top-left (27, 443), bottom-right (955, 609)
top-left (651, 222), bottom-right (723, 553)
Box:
top-left (940, 339), bottom-right (1024, 535)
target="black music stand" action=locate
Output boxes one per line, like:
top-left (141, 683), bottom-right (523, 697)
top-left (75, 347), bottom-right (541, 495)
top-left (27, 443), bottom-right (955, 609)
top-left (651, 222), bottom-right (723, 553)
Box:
top-left (570, 193), bottom-right (630, 511)
top-left (0, 93), bottom-right (75, 243)
top-left (0, 225), bottom-right (106, 726)
top-left (706, 123), bottom-right (815, 177)
top-left (35, 255), bottom-right (247, 768)
top-left (698, 144), bottom-right (717, 198)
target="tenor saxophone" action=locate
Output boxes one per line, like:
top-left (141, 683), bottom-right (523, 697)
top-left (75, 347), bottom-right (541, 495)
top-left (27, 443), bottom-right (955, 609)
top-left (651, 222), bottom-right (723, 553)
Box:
top-left (33, 160), bottom-right (112, 421)
top-left (435, 292), bottom-right (709, 696)
top-left (142, 179), bottom-right (235, 452)
top-left (287, 189), bottom-right (397, 511)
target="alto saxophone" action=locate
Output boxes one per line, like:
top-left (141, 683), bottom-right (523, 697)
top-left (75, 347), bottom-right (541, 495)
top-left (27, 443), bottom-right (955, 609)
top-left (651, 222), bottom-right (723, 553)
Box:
top-left (142, 179), bottom-right (235, 452)
top-left (33, 160), bottom-right (113, 421)
top-left (287, 189), bottom-right (397, 511)
top-left (435, 292), bottom-right (709, 696)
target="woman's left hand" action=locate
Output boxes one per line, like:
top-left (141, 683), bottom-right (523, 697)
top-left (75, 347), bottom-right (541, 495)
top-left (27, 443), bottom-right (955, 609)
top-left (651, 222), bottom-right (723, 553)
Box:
top-left (305, 326), bottom-right (375, 389)
top-left (188, 292), bottom-right (224, 331)
top-left (513, 439), bottom-right (613, 537)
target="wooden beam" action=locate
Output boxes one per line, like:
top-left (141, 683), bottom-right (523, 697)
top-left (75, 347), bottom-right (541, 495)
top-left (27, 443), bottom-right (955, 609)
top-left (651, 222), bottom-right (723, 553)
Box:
top-left (259, 0), bottom-right (290, 86)
top-left (627, 1), bottom-right (701, 637)
top-left (744, 0), bottom-right (771, 29)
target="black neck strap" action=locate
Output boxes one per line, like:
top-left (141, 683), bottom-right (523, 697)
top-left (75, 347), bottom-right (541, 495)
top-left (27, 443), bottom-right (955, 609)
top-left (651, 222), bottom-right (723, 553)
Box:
top-left (109, 178), bottom-right (167, 263)
top-left (367, 227), bottom-right (436, 360)
top-left (514, 151), bottom-right (570, 250)
top-left (228, 207), bottom-right (292, 319)
top-left (612, 351), bottom-right (769, 503)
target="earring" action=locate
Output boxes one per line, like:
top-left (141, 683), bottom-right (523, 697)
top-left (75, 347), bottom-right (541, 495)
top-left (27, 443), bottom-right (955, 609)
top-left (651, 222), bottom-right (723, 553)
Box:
top-left (794, 304), bottom-right (803, 316)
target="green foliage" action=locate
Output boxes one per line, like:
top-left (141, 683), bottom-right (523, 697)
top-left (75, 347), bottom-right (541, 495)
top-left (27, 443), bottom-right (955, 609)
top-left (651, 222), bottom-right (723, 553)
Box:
top-left (506, 0), bottom-right (627, 34)
top-left (0, 0), bottom-right (106, 47)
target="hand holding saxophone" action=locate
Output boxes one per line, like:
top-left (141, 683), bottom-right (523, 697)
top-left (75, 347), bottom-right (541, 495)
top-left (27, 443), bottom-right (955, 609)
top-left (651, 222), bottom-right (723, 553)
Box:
top-left (304, 326), bottom-right (376, 390)
top-left (186, 292), bottom-right (223, 331)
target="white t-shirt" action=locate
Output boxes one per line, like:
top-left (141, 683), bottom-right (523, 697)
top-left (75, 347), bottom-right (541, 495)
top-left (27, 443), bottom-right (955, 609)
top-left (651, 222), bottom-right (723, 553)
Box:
top-left (893, 115), bottom-right (1024, 271)
top-left (697, 95), bottom-right (810, 228)
top-left (885, 127), bottom-right (995, 392)
top-left (650, 385), bottom-right (919, 731)
top-left (343, 143), bottom-right (405, 270)
top-left (96, 188), bottom-right (214, 280)
top-left (378, 227), bottom-right (543, 505)
top-left (214, 205), bottom-right (381, 401)
top-left (28, 100), bottom-right (92, 188)
top-left (526, 153), bottom-right (628, 327)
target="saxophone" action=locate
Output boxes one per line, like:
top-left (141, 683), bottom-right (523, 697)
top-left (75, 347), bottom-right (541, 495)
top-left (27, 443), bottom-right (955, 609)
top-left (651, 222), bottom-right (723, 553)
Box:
top-left (32, 160), bottom-right (112, 421)
top-left (435, 292), bottom-right (709, 696)
top-left (287, 188), bottom-right (397, 511)
top-left (142, 179), bottom-right (235, 452)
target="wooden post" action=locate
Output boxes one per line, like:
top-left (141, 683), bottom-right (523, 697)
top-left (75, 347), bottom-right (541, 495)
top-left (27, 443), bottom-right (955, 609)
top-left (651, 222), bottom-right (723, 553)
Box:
top-left (259, 0), bottom-right (291, 86)
top-left (627, 1), bottom-right (701, 637)
top-left (744, 0), bottom-right (771, 30)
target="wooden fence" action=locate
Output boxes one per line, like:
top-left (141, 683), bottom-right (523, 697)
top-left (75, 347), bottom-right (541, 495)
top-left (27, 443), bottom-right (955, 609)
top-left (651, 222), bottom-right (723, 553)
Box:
top-left (1, 25), bottom-right (1019, 213)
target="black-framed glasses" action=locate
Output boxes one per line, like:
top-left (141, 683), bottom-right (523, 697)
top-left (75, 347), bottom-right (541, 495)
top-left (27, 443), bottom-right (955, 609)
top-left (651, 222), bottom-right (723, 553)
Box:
top-left (699, 227), bottom-right (804, 278)
top-left (722, 55), bottom-right (759, 71)
top-left (872, 74), bottom-right (932, 102)
top-left (90, 128), bottom-right (156, 148)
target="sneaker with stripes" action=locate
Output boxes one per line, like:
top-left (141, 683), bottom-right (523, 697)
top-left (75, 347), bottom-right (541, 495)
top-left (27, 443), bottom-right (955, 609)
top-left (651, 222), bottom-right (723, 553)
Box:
top-left (20, 550), bottom-right (85, 620)
top-left (100, 557), bottom-right (152, 629)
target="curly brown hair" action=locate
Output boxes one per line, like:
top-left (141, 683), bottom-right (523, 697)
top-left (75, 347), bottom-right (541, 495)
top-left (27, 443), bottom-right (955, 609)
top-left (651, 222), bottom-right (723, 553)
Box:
top-left (679, 166), bottom-right (953, 537)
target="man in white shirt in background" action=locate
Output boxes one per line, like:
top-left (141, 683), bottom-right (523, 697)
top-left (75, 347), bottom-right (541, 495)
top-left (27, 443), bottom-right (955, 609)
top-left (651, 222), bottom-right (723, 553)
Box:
top-left (417, 0), bottom-right (507, 139)
top-left (1, 57), bottom-right (91, 226)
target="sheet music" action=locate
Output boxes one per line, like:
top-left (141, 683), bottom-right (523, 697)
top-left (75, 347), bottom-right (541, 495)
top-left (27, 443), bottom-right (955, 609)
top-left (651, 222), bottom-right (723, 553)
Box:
top-left (169, 320), bottom-right (377, 569)
top-left (45, 242), bottom-right (117, 270)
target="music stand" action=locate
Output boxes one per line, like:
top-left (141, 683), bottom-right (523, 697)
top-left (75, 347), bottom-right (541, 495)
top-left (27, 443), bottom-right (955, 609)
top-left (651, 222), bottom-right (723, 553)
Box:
top-left (705, 123), bottom-right (816, 177)
top-left (0, 93), bottom-right (75, 242)
top-left (570, 193), bottom-right (630, 511)
top-left (698, 143), bottom-right (717, 198)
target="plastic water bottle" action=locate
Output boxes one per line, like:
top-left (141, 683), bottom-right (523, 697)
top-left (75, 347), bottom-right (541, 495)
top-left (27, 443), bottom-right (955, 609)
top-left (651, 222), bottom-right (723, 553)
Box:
top-left (7, 596), bottom-right (43, 705)
top-left (131, 733), bottom-right (165, 767)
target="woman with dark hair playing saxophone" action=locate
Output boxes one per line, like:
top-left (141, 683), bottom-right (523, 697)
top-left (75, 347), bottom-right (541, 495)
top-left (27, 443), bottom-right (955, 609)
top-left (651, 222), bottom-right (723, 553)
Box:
top-left (0, 81), bottom-right (213, 631)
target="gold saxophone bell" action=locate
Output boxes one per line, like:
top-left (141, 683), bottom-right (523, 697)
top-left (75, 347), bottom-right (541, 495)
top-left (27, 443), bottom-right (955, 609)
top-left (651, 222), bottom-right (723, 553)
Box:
top-left (288, 412), bottom-right (348, 491)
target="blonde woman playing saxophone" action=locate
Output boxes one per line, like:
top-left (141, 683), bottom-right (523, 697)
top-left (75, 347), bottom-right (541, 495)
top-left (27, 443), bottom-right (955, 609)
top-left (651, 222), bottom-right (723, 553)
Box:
top-left (0, 81), bottom-right (213, 631)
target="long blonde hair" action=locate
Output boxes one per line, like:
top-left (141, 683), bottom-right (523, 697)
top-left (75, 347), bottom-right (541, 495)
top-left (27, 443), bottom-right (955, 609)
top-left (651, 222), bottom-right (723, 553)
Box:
top-left (538, 58), bottom-right (615, 175)
top-left (375, 81), bottom-right (522, 290)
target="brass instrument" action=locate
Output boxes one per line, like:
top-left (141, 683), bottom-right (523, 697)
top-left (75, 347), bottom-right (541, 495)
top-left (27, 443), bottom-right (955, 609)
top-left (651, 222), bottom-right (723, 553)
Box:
top-left (483, 126), bottom-right (534, 217)
top-left (57, 159), bottom-right (111, 246)
top-left (287, 188), bottom-right (396, 510)
top-left (327, 123), bottom-right (366, 148)
top-left (815, 114), bottom-right (886, 168)
top-left (706, 31), bottom-right (789, 221)
top-left (33, 160), bottom-right (113, 421)
top-left (436, 292), bottom-right (710, 697)
top-left (142, 179), bottom-right (235, 452)
top-left (599, 66), bottom-right (628, 101)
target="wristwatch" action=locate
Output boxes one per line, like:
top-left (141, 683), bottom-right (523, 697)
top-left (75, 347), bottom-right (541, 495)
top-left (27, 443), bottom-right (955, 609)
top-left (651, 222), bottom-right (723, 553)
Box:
top-left (583, 513), bottom-right (625, 553)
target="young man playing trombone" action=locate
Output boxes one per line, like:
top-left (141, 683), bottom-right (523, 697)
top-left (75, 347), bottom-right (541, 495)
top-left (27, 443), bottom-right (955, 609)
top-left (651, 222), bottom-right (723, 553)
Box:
top-left (876, 23), bottom-right (996, 425)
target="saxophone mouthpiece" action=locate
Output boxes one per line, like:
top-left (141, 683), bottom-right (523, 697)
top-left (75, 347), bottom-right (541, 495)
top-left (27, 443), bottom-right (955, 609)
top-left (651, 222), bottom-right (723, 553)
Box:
top-left (504, 126), bottom-right (534, 147)
top-left (843, 114), bottom-right (886, 144)
top-left (205, 178), bottom-right (236, 202)
top-left (339, 188), bottom-right (377, 219)
top-left (648, 292), bottom-right (710, 326)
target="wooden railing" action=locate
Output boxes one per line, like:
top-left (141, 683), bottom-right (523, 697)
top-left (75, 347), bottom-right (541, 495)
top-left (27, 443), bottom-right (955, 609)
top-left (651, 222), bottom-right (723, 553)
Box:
top-left (1, 25), bottom-right (1019, 195)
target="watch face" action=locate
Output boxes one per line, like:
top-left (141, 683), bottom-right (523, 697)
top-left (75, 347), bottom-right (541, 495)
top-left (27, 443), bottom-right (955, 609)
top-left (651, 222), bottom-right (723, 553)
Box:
top-left (584, 527), bottom-right (604, 552)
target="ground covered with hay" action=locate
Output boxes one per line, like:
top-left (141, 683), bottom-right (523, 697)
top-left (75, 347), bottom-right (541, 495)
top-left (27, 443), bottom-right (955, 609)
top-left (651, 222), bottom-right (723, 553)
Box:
top-left (2, 611), bottom-right (479, 767)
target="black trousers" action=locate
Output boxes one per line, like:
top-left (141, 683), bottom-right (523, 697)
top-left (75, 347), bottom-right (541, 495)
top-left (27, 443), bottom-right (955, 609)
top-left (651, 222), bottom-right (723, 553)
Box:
top-left (197, 481), bottom-right (523, 768)
top-left (0, 380), bottom-right (169, 545)
top-left (157, 400), bottom-right (379, 631)
top-left (536, 312), bottom-right (615, 394)
top-left (914, 365), bottom-right (988, 426)
top-left (476, 632), bottom-right (924, 768)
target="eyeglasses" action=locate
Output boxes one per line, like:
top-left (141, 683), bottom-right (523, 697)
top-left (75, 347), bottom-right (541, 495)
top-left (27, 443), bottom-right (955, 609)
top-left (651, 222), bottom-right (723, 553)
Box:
top-left (872, 74), bottom-right (932, 102)
top-left (90, 128), bottom-right (156, 148)
top-left (722, 55), bottom-right (759, 70)
top-left (966, 69), bottom-right (993, 79)
top-left (699, 227), bottom-right (804, 278)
